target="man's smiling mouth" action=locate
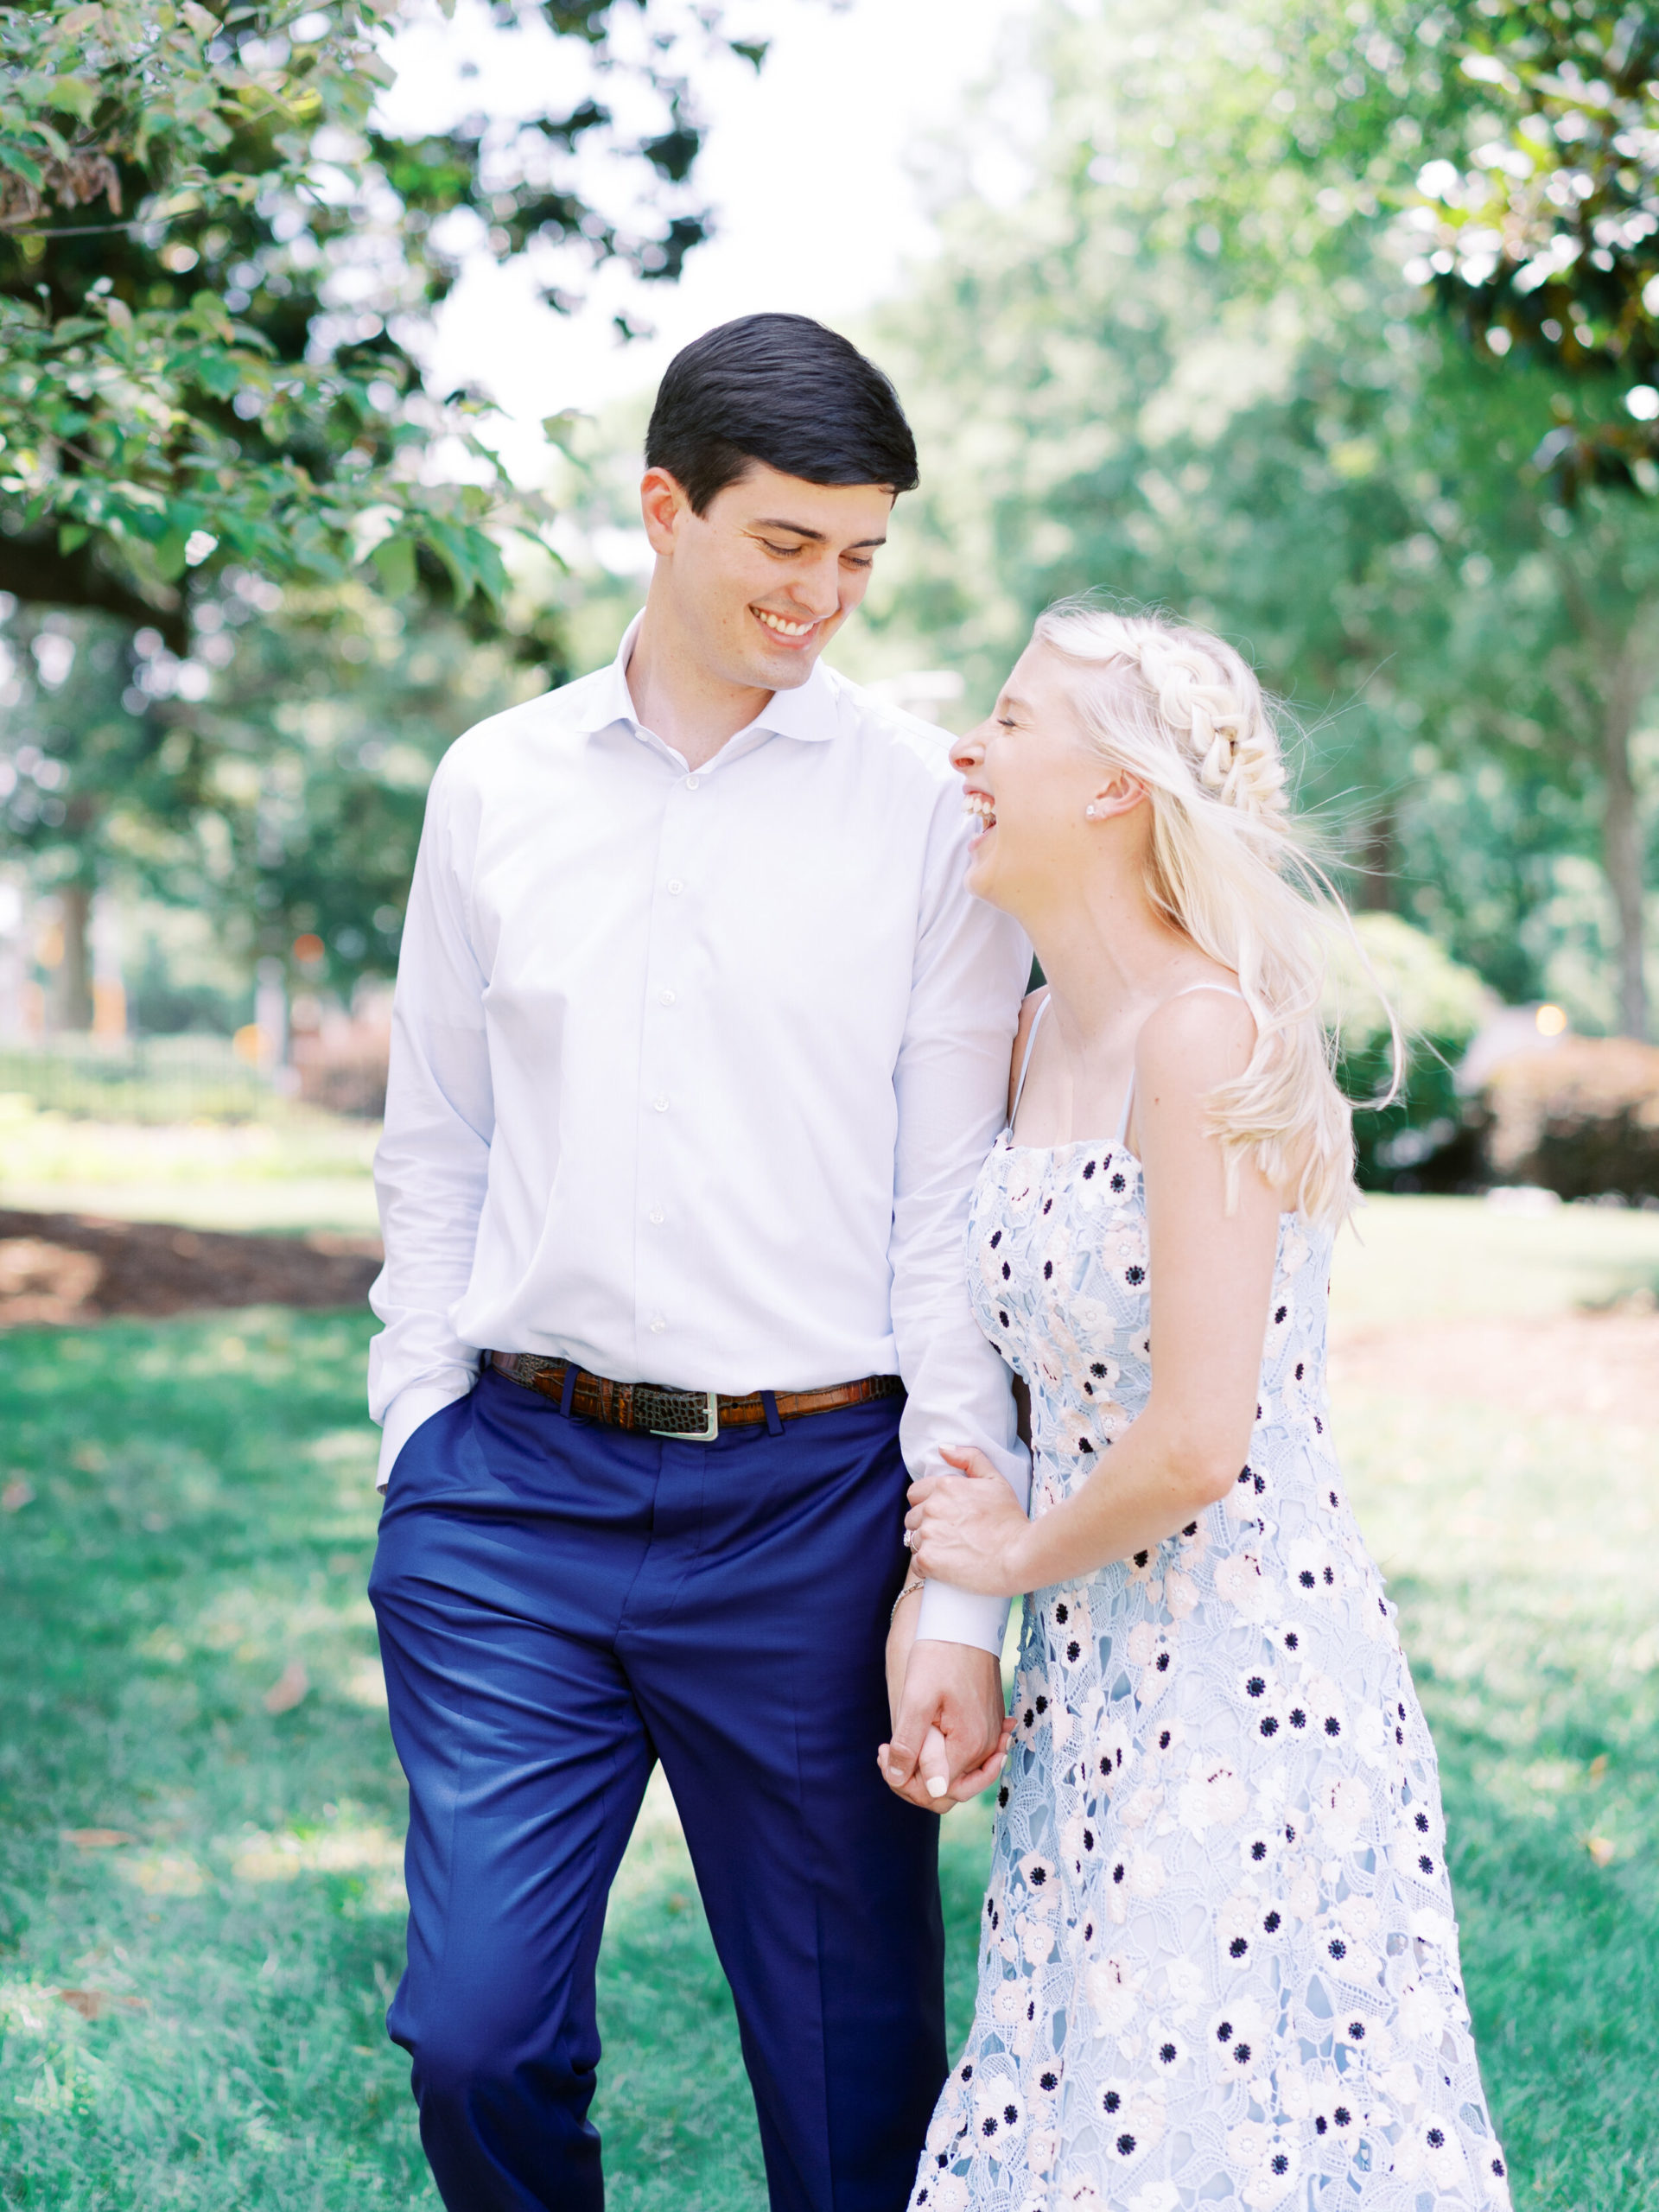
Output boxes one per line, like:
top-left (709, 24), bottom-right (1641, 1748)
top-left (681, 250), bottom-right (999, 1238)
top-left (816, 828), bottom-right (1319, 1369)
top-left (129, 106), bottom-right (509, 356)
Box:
top-left (753, 607), bottom-right (818, 640)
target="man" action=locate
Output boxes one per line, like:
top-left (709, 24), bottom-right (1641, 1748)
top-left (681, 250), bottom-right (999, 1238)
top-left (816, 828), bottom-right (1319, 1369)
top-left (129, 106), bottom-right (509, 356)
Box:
top-left (367, 312), bottom-right (1030, 2212)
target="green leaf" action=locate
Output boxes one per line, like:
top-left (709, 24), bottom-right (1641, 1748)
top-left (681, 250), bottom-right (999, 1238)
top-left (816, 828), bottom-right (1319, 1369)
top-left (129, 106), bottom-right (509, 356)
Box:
top-left (370, 533), bottom-right (416, 600)
top-left (150, 528), bottom-right (190, 580)
top-left (57, 523), bottom-right (91, 555)
top-left (461, 527), bottom-right (507, 604)
top-left (540, 409), bottom-right (587, 453)
top-left (46, 74), bottom-right (99, 122)
top-left (0, 146), bottom-right (45, 188)
top-left (419, 517), bottom-right (475, 604)
top-left (187, 350), bottom-right (245, 400)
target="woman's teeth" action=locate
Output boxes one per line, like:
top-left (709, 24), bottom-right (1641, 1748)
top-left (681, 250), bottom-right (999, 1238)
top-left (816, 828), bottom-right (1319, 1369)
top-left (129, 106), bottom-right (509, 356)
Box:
top-left (964, 791), bottom-right (997, 830)
top-left (755, 609), bottom-right (816, 639)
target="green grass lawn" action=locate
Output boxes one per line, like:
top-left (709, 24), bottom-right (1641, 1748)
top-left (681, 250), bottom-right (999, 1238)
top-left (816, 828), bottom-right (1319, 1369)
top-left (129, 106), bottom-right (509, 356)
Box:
top-left (0, 1098), bottom-right (381, 1235)
top-left (1, 1198), bottom-right (1656, 2209)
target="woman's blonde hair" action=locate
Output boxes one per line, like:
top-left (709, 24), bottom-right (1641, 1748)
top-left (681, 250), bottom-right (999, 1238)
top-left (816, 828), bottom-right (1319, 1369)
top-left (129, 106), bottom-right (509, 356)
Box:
top-left (1033, 598), bottom-right (1394, 1228)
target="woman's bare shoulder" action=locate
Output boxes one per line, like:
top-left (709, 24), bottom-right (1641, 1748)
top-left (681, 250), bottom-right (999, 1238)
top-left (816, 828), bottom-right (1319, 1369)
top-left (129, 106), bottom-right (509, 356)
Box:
top-left (1134, 982), bottom-right (1257, 1096)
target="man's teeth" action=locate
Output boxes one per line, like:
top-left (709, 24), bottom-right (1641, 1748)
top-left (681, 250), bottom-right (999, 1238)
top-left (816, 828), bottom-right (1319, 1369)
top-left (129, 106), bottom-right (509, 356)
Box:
top-left (964, 792), bottom-right (997, 828)
top-left (756, 609), bottom-right (815, 639)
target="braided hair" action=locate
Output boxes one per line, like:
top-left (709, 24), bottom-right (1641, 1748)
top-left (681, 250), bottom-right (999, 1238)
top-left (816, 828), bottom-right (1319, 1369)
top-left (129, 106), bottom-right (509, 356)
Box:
top-left (1031, 600), bottom-right (1389, 1227)
top-left (1135, 630), bottom-right (1289, 823)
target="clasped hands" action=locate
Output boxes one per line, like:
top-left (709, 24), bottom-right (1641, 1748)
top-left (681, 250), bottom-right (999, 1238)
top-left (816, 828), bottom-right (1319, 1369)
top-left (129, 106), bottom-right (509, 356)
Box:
top-left (876, 1445), bottom-right (1032, 1815)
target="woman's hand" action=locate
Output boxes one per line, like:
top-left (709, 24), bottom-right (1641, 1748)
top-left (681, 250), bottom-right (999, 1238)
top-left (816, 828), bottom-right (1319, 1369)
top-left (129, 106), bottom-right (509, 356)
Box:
top-left (904, 1446), bottom-right (1032, 1597)
top-left (879, 1584), bottom-right (1012, 1813)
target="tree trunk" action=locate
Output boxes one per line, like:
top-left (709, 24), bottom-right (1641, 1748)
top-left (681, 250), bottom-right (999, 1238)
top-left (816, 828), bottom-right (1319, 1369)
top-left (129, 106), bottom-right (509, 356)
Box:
top-left (49, 883), bottom-right (94, 1033)
top-left (1548, 549), bottom-right (1654, 1042)
top-left (0, 533), bottom-right (188, 653)
top-left (1356, 803), bottom-right (1395, 912)
top-left (1601, 645), bottom-right (1649, 1041)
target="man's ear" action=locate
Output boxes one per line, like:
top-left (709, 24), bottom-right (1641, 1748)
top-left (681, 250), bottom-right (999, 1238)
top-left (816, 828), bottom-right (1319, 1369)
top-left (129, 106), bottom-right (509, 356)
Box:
top-left (640, 467), bottom-right (691, 556)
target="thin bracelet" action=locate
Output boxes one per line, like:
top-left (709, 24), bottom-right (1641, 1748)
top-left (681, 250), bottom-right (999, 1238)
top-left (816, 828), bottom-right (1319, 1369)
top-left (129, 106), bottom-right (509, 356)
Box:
top-left (890, 1574), bottom-right (925, 1624)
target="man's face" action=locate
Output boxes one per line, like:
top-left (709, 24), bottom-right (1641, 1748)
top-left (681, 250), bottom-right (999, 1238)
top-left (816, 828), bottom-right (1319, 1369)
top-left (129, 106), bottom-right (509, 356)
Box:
top-left (639, 460), bottom-right (894, 690)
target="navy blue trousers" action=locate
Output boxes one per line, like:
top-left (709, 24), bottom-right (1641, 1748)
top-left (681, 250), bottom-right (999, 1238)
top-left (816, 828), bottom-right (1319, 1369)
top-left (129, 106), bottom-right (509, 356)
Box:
top-left (369, 1370), bottom-right (946, 2212)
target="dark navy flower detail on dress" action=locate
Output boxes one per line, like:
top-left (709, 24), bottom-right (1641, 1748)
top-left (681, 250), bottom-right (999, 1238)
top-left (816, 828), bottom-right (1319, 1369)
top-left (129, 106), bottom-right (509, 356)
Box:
top-left (910, 1121), bottom-right (1510, 2211)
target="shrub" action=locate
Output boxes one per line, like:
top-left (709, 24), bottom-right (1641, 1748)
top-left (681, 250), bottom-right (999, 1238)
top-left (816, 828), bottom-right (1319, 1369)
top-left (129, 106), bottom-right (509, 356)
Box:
top-left (1324, 914), bottom-right (1492, 1191)
top-left (1483, 1038), bottom-right (1659, 1201)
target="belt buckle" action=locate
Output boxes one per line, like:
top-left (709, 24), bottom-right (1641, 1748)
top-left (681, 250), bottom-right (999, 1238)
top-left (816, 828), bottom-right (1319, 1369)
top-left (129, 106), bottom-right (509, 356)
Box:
top-left (648, 1388), bottom-right (719, 1442)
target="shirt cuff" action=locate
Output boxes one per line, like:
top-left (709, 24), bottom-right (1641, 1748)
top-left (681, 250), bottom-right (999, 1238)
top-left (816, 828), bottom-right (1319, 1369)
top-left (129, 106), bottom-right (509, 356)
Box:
top-left (909, 1432), bottom-right (1028, 1654)
top-left (913, 1579), bottom-right (1010, 1656)
top-left (375, 1375), bottom-right (474, 1491)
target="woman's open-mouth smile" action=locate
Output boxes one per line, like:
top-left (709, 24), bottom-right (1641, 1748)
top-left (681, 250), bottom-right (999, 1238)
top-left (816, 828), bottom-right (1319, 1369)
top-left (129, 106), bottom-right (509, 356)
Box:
top-left (963, 786), bottom-right (997, 845)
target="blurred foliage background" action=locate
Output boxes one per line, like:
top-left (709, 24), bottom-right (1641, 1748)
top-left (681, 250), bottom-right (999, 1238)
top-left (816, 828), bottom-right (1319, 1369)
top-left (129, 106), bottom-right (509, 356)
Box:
top-left (3, 12), bottom-right (1659, 2211)
top-left (2, 0), bottom-right (1657, 1165)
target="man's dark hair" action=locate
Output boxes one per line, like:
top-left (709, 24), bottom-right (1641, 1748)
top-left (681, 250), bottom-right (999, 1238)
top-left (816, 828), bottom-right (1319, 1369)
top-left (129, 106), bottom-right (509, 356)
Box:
top-left (645, 313), bottom-right (918, 512)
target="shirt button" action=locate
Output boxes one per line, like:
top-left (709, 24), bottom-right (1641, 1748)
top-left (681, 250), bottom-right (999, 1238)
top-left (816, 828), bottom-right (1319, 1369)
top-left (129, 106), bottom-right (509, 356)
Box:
top-left (649, 1207), bottom-right (664, 1225)
top-left (666, 877), bottom-right (683, 895)
top-left (653, 1094), bottom-right (670, 1112)
top-left (684, 774), bottom-right (700, 791)
top-left (660, 988), bottom-right (677, 1006)
top-left (649, 1315), bottom-right (667, 1334)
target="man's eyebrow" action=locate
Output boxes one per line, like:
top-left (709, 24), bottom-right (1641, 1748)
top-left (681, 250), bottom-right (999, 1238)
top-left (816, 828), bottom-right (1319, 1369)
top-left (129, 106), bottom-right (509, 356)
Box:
top-left (749, 517), bottom-right (888, 550)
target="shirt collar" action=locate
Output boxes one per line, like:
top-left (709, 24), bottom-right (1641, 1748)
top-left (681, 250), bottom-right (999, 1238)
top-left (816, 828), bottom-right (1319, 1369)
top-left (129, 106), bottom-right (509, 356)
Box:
top-left (572, 610), bottom-right (840, 747)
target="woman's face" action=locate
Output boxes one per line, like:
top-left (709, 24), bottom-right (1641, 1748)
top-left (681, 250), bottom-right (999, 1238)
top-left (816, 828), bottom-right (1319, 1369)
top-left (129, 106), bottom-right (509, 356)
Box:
top-left (951, 643), bottom-right (1122, 915)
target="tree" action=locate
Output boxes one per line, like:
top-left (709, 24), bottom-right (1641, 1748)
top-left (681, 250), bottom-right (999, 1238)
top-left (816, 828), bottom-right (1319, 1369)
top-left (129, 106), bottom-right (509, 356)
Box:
top-left (0, 574), bottom-right (543, 1015)
top-left (1306, 0), bottom-right (1659, 494)
top-left (0, 0), bottom-right (763, 1021)
top-left (0, 0), bottom-right (761, 632)
top-left (866, 0), bottom-right (1656, 1035)
top-left (1289, 0), bottom-right (1659, 1030)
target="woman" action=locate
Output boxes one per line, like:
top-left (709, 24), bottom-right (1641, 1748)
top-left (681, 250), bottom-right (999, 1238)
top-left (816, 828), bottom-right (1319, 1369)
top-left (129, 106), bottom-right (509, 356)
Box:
top-left (883, 605), bottom-right (1509, 2210)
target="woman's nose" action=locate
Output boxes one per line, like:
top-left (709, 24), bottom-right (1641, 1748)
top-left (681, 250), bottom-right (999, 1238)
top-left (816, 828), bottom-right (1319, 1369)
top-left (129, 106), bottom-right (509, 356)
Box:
top-left (950, 727), bottom-right (985, 774)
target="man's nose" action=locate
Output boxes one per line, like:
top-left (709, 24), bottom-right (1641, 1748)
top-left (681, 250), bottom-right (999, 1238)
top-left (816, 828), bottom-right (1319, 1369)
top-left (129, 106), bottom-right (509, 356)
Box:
top-left (793, 549), bottom-right (847, 616)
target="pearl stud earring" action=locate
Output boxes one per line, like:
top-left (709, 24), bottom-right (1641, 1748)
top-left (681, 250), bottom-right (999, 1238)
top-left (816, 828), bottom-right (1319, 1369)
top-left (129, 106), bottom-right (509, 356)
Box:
top-left (1085, 804), bottom-right (1096, 817)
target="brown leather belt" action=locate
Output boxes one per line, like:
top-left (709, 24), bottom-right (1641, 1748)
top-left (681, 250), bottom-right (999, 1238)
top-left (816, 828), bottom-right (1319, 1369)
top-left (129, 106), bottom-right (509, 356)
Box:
top-left (486, 1351), bottom-right (904, 1440)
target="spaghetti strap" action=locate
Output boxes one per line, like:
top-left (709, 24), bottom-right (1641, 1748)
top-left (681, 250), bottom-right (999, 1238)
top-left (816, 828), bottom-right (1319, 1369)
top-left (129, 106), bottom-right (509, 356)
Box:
top-left (1009, 995), bottom-right (1051, 1128)
top-left (1117, 984), bottom-right (1247, 1147)
top-left (1115, 1065), bottom-right (1136, 1147)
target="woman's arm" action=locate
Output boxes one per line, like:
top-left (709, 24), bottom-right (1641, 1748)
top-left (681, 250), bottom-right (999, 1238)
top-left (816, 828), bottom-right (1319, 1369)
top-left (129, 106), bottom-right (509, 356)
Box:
top-left (904, 991), bottom-right (1282, 1596)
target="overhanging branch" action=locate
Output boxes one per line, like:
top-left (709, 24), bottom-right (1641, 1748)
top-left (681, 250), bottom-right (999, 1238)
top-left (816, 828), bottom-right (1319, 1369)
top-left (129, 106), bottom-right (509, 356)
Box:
top-left (0, 536), bottom-right (188, 653)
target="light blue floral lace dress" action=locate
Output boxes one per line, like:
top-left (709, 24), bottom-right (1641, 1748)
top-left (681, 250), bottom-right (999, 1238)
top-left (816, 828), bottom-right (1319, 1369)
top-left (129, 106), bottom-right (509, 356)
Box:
top-left (911, 1000), bottom-right (1510, 2212)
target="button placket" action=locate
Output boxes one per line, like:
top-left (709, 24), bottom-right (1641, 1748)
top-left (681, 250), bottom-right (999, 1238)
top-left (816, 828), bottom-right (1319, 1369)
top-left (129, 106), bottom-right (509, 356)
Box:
top-left (636, 769), bottom-right (702, 1356)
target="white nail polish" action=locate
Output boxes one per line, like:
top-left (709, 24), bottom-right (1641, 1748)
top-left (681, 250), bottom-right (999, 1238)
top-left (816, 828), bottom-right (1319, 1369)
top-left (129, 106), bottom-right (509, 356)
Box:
top-left (925, 1775), bottom-right (948, 1798)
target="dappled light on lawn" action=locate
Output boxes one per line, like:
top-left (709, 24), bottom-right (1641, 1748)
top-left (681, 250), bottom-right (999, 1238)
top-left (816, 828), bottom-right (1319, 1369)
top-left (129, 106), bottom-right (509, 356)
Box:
top-left (0, 1201), bottom-right (1656, 2206)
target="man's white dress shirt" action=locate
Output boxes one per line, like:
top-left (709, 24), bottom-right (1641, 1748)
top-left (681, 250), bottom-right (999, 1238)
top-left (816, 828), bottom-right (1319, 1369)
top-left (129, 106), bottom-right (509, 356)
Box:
top-left (369, 615), bottom-right (1031, 1651)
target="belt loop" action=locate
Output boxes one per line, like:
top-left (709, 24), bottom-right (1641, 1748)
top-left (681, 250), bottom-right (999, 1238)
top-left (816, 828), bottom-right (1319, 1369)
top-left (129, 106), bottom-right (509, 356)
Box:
top-left (761, 1389), bottom-right (783, 1438)
top-left (559, 1362), bottom-right (577, 1418)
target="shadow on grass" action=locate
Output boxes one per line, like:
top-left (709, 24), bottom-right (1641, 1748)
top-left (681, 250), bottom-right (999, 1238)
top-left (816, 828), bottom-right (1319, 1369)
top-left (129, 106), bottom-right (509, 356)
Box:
top-left (0, 1312), bottom-right (434, 2210)
top-left (592, 1865), bottom-right (765, 2212)
top-left (0, 1312), bottom-right (1002, 2212)
top-left (9, 1313), bottom-right (1655, 2212)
